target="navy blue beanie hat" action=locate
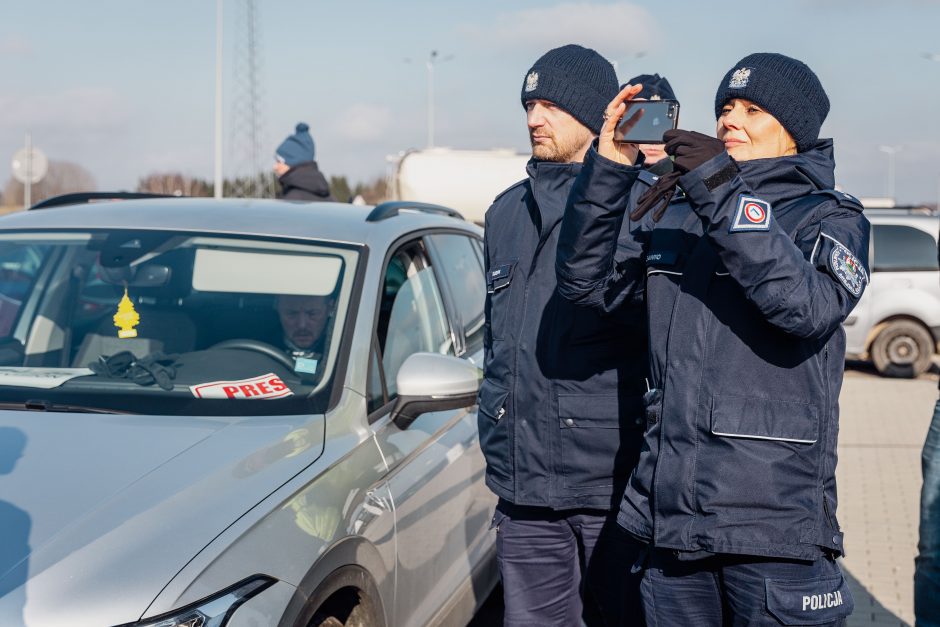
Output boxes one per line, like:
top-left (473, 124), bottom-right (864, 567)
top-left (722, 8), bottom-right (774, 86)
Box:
top-left (625, 73), bottom-right (676, 101)
top-left (714, 52), bottom-right (829, 152)
top-left (520, 44), bottom-right (618, 134)
top-left (275, 122), bottom-right (316, 167)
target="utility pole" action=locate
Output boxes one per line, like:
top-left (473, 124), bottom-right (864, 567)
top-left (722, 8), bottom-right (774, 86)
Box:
top-left (214, 0), bottom-right (224, 198)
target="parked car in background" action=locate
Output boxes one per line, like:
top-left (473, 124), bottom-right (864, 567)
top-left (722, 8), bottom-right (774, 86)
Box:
top-left (0, 194), bottom-right (496, 627)
top-left (845, 208), bottom-right (940, 377)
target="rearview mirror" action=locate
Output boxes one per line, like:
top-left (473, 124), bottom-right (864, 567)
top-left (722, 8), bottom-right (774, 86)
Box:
top-left (391, 352), bottom-right (481, 429)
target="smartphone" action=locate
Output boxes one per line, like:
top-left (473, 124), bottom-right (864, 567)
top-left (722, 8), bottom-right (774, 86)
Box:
top-left (616, 100), bottom-right (680, 144)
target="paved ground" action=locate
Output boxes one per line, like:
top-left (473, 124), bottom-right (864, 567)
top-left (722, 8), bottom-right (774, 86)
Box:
top-left (471, 363), bottom-right (940, 626)
top-left (840, 364), bottom-right (938, 626)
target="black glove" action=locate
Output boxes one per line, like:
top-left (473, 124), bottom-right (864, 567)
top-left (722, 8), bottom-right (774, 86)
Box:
top-left (91, 350), bottom-right (179, 391)
top-left (631, 170), bottom-right (681, 223)
top-left (663, 130), bottom-right (725, 174)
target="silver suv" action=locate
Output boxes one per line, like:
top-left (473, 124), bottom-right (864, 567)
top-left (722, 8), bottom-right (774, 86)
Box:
top-left (845, 208), bottom-right (940, 377)
top-left (0, 195), bottom-right (496, 626)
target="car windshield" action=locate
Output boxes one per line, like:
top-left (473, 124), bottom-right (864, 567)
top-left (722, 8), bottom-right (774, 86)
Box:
top-left (0, 230), bottom-right (358, 415)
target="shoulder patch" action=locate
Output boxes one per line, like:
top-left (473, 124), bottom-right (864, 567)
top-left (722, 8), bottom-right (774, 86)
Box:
top-left (730, 195), bottom-right (772, 232)
top-left (829, 244), bottom-right (866, 296)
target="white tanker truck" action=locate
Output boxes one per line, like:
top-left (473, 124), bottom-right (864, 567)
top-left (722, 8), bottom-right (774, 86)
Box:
top-left (387, 148), bottom-right (530, 225)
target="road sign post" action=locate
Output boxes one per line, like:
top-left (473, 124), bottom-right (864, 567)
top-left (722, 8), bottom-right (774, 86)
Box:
top-left (11, 133), bottom-right (48, 209)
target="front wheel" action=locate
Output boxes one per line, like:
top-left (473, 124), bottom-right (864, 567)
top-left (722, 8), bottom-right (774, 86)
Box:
top-left (870, 320), bottom-right (935, 378)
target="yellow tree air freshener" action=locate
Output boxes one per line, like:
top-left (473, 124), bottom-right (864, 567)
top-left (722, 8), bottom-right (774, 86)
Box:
top-left (113, 287), bottom-right (140, 338)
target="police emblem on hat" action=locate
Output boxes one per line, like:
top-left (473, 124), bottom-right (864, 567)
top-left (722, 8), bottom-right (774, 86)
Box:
top-left (728, 67), bottom-right (751, 89)
top-left (730, 195), bottom-right (772, 232)
top-left (829, 244), bottom-right (866, 296)
top-left (525, 71), bottom-right (539, 92)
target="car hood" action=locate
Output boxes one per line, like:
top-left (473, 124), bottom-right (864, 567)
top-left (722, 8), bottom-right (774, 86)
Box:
top-left (0, 409), bottom-right (325, 626)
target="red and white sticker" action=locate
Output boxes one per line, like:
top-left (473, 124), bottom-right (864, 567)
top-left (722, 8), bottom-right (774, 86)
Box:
top-left (190, 373), bottom-right (294, 400)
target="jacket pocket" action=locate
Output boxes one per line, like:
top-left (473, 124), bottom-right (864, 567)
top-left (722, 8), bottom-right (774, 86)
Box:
top-left (485, 260), bottom-right (516, 341)
top-left (711, 394), bottom-right (817, 444)
top-left (558, 394), bottom-right (624, 490)
top-left (477, 379), bottom-right (511, 483)
top-left (765, 573), bottom-right (854, 625)
top-left (696, 395), bottom-right (820, 532)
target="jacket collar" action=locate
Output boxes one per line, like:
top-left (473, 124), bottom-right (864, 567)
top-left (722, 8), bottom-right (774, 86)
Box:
top-left (526, 158), bottom-right (582, 237)
top-left (736, 139), bottom-right (836, 208)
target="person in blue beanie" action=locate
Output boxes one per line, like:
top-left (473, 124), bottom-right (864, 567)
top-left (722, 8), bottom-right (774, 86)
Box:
top-left (557, 52), bottom-right (869, 625)
top-left (274, 122), bottom-right (335, 201)
top-left (479, 44), bottom-right (648, 626)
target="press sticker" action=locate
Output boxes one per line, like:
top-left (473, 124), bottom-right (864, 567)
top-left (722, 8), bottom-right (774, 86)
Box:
top-left (730, 195), bottom-right (772, 232)
top-left (190, 373), bottom-right (294, 400)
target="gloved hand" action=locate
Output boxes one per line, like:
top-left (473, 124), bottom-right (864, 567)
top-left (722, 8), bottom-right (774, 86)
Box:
top-left (630, 130), bottom-right (727, 222)
top-left (630, 170), bottom-right (681, 222)
top-left (663, 130), bottom-right (725, 174)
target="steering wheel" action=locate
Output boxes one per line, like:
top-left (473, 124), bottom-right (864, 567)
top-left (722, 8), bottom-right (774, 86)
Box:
top-left (209, 339), bottom-right (296, 371)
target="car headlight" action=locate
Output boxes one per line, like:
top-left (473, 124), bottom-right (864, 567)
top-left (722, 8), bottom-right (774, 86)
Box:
top-left (118, 576), bottom-right (275, 627)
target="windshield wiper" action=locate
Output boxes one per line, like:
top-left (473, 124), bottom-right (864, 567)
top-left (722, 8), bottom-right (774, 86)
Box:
top-left (0, 400), bottom-right (125, 414)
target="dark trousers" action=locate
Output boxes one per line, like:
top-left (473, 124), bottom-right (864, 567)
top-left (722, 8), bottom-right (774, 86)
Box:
top-left (492, 499), bottom-right (644, 627)
top-left (638, 549), bottom-right (853, 626)
top-left (915, 398), bottom-right (940, 626)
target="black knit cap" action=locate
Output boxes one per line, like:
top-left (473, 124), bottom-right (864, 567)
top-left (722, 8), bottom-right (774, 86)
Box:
top-left (625, 73), bottom-right (676, 101)
top-left (714, 52), bottom-right (830, 152)
top-left (521, 44), bottom-right (618, 134)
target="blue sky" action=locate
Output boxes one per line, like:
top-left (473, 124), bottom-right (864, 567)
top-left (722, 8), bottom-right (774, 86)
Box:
top-left (2, 0), bottom-right (939, 204)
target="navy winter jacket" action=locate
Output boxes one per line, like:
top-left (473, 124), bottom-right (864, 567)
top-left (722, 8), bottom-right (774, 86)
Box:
top-left (479, 159), bottom-right (649, 511)
top-left (556, 141), bottom-right (870, 560)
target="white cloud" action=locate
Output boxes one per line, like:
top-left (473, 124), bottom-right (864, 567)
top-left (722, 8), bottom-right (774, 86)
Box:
top-left (331, 103), bottom-right (393, 142)
top-left (462, 2), bottom-right (658, 60)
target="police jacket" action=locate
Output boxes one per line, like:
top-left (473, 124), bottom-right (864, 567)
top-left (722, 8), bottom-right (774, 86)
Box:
top-left (479, 159), bottom-right (649, 511)
top-left (278, 161), bottom-right (335, 201)
top-left (556, 140), bottom-right (871, 560)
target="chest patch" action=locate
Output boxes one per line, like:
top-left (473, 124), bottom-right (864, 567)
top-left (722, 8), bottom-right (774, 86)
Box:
top-left (729, 195), bottom-right (772, 232)
top-left (486, 263), bottom-right (514, 293)
top-left (829, 244), bottom-right (866, 296)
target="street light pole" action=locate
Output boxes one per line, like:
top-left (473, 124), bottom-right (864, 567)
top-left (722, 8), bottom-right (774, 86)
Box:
top-left (878, 145), bottom-right (902, 201)
top-left (424, 50), bottom-right (453, 148)
top-left (427, 51), bottom-right (436, 148)
top-left (214, 0), bottom-right (224, 199)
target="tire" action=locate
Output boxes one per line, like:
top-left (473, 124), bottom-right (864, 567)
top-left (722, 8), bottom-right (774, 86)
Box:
top-left (870, 320), bottom-right (935, 378)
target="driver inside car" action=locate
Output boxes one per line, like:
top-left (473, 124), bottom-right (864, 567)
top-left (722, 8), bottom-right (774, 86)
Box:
top-left (275, 294), bottom-right (333, 367)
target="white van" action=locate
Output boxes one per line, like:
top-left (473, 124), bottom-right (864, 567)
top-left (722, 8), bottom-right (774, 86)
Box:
top-left (845, 209), bottom-right (940, 377)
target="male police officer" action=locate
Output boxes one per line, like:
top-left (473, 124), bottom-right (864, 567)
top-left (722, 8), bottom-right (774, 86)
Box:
top-left (479, 44), bottom-right (647, 626)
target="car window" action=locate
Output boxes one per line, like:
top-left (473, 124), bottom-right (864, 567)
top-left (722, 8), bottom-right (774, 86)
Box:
top-left (0, 244), bottom-right (48, 337)
top-left (0, 230), bottom-right (359, 415)
top-left (872, 224), bottom-right (940, 272)
top-left (428, 234), bottom-right (486, 355)
top-left (371, 243), bottom-right (453, 410)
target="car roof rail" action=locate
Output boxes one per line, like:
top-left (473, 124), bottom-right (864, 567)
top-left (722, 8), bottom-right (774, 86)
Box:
top-left (366, 201), bottom-right (464, 222)
top-left (29, 192), bottom-right (181, 210)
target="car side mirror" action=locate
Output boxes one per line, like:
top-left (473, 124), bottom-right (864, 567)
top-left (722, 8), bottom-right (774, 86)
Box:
top-left (391, 352), bottom-right (481, 429)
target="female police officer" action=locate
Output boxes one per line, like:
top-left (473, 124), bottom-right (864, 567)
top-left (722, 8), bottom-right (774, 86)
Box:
top-left (555, 52), bottom-right (870, 625)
